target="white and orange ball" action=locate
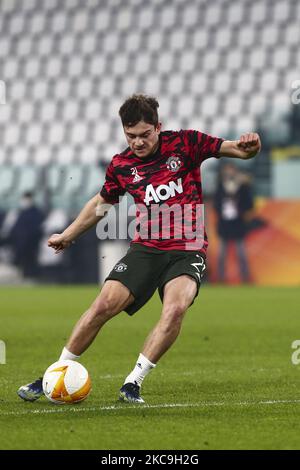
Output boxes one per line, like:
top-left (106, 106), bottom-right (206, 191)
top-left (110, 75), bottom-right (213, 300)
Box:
top-left (42, 360), bottom-right (91, 404)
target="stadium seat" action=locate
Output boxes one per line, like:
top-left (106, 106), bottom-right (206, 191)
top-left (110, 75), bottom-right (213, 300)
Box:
top-left (261, 25), bottom-right (279, 47)
top-left (273, 1), bottom-right (290, 23)
top-left (134, 55), bottom-right (152, 75)
top-left (236, 71), bottom-right (255, 95)
top-left (143, 75), bottom-right (161, 96)
top-left (225, 96), bottom-right (243, 118)
top-left (11, 147), bottom-right (30, 166)
top-left (190, 73), bottom-right (208, 94)
top-left (29, 12), bottom-right (46, 35)
top-left (62, 100), bottom-right (79, 123)
top-left (271, 92), bottom-right (291, 116)
top-left (180, 51), bottom-right (197, 73)
top-left (249, 1), bottom-right (268, 25)
top-left (92, 122), bottom-right (110, 144)
top-left (145, 31), bottom-right (165, 52)
top-left (260, 70), bottom-right (279, 93)
top-left (2, 0), bottom-right (18, 13)
top-left (61, 165), bottom-right (85, 194)
top-left (285, 24), bottom-right (300, 46)
top-left (17, 165), bottom-right (40, 195)
top-left (0, 166), bottom-right (15, 195)
top-left (25, 124), bottom-right (43, 147)
top-left (209, 118), bottom-right (230, 139)
top-left (56, 145), bottom-right (75, 165)
top-left (72, 9), bottom-right (90, 33)
top-left (214, 71), bottom-right (232, 95)
top-left (93, 9), bottom-right (111, 32)
top-left (112, 54), bottom-right (129, 76)
top-left (201, 96), bottom-right (219, 118)
top-left (202, 51), bottom-right (219, 72)
top-left (177, 96), bottom-right (196, 119)
top-left (248, 93), bottom-right (268, 117)
top-left (40, 101), bottom-right (58, 123)
top-left (168, 75), bottom-right (185, 96)
top-left (249, 49), bottom-right (268, 71)
top-left (9, 14), bottom-right (25, 36)
top-left (272, 47), bottom-right (290, 70)
top-left (48, 122), bottom-right (66, 146)
top-left (4, 124), bottom-right (20, 147)
top-left (18, 102), bottom-right (35, 124)
top-left (157, 52), bottom-right (174, 74)
top-left (169, 30), bottom-right (186, 51)
top-left (10, 80), bottom-right (26, 101)
top-left (85, 166), bottom-right (105, 198)
top-left (68, 56), bottom-right (84, 78)
top-left (235, 116), bottom-right (255, 135)
top-left (3, 58), bottom-right (18, 80)
top-left (205, 4), bottom-right (222, 27)
top-left (137, 7), bottom-right (154, 30)
top-left (225, 2), bottom-right (244, 25)
top-left (181, 4), bottom-right (199, 27)
top-left (215, 28), bottom-right (232, 50)
top-left (36, 36), bottom-right (53, 57)
top-left (159, 5), bottom-right (177, 28)
top-left (238, 26), bottom-right (256, 49)
top-left (79, 145), bottom-right (98, 165)
top-left (226, 50), bottom-right (243, 71)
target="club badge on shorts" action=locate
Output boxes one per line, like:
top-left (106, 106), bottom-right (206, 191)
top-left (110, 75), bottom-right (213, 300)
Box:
top-left (166, 156), bottom-right (182, 172)
top-left (114, 262), bottom-right (128, 272)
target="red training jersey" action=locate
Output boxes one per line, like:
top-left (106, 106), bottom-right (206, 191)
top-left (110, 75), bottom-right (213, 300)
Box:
top-left (100, 130), bottom-right (223, 254)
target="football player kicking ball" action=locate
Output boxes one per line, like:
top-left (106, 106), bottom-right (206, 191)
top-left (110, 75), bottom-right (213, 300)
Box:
top-left (18, 94), bottom-right (261, 404)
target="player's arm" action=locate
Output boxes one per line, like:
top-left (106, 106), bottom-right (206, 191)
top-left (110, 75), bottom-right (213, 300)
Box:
top-left (219, 133), bottom-right (261, 160)
top-left (48, 193), bottom-right (108, 253)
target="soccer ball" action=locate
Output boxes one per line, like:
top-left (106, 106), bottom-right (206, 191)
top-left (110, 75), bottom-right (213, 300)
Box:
top-left (42, 360), bottom-right (91, 404)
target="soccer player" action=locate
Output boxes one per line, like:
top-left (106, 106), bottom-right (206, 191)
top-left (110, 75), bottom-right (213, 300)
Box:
top-left (18, 95), bottom-right (261, 403)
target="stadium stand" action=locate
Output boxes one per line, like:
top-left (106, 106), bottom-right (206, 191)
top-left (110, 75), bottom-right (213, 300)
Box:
top-left (0, 0), bottom-right (299, 283)
top-left (0, 0), bottom-right (299, 208)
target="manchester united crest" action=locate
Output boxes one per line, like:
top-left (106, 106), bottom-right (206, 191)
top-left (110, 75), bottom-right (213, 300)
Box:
top-left (166, 156), bottom-right (182, 172)
top-left (114, 262), bottom-right (128, 272)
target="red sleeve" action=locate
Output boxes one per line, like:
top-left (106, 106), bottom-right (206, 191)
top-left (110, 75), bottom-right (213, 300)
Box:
top-left (181, 130), bottom-right (224, 166)
top-left (100, 160), bottom-right (126, 204)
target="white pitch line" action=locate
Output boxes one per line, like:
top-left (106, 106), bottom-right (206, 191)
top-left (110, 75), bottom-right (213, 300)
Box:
top-left (97, 369), bottom-right (282, 380)
top-left (2, 399), bottom-right (300, 417)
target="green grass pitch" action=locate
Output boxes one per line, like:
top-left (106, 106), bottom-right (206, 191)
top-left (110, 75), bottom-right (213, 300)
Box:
top-left (0, 285), bottom-right (300, 450)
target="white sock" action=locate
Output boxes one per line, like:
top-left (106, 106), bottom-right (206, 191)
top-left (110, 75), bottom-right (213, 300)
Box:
top-left (59, 347), bottom-right (80, 362)
top-left (124, 353), bottom-right (156, 387)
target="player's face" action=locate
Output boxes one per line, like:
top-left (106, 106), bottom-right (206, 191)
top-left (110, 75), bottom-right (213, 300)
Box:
top-left (124, 121), bottom-right (161, 157)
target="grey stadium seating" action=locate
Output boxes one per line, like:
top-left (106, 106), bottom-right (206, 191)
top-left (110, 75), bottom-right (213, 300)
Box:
top-left (0, 0), bottom-right (299, 209)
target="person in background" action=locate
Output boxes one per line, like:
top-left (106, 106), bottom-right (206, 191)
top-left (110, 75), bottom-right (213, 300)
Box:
top-left (214, 163), bottom-right (254, 283)
top-left (8, 192), bottom-right (44, 280)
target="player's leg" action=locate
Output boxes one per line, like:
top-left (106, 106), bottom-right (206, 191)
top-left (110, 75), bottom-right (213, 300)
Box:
top-left (63, 280), bottom-right (134, 356)
top-left (120, 275), bottom-right (197, 403)
top-left (218, 238), bottom-right (228, 282)
top-left (17, 280), bottom-right (134, 402)
top-left (141, 275), bottom-right (197, 362)
top-left (236, 239), bottom-right (250, 283)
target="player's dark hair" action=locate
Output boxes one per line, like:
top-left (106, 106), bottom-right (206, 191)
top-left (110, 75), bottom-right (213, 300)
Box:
top-left (119, 94), bottom-right (159, 127)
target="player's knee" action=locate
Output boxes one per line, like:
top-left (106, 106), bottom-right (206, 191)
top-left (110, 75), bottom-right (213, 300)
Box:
top-left (90, 296), bottom-right (119, 322)
top-left (161, 303), bottom-right (186, 328)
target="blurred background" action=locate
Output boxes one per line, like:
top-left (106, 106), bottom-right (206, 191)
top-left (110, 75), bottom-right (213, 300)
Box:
top-left (0, 0), bottom-right (299, 286)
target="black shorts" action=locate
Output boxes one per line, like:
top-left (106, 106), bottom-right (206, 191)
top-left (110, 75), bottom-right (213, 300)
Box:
top-left (105, 243), bottom-right (206, 316)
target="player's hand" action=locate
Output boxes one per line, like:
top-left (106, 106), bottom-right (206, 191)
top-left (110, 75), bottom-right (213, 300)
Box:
top-left (237, 133), bottom-right (261, 155)
top-left (48, 233), bottom-right (72, 254)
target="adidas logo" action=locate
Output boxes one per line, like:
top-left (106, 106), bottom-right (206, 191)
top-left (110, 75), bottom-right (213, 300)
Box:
top-left (131, 167), bottom-right (143, 183)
